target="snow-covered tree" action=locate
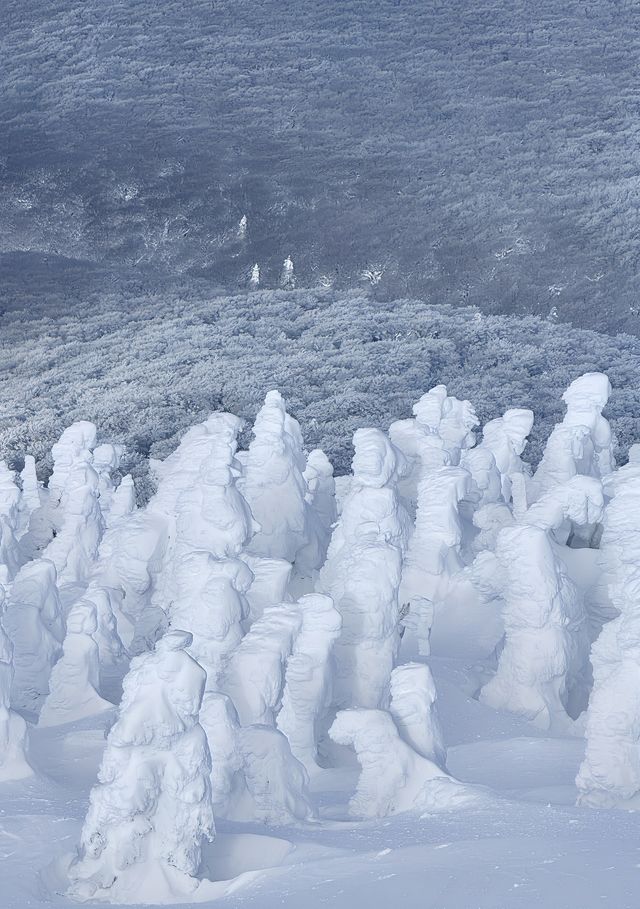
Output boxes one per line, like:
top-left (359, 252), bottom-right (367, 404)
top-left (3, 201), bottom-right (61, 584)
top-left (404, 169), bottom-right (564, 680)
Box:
top-left (241, 391), bottom-right (309, 563)
top-left (42, 422), bottom-right (98, 546)
top-left (329, 709), bottom-right (474, 818)
top-left (294, 449), bottom-right (337, 576)
top-left (277, 593), bottom-right (342, 772)
top-left (43, 459), bottom-right (104, 587)
top-left (532, 372), bottom-right (614, 501)
top-left (237, 724), bottom-right (314, 823)
top-left (280, 255), bottom-right (295, 289)
top-left (5, 559), bottom-right (64, 713)
top-left (0, 461), bottom-right (22, 580)
top-left (389, 663), bottom-right (446, 767)
top-left (0, 584), bottom-right (31, 781)
top-left (398, 466), bottom-right (471, 655)
top-left (478, 476), bottom-right (604, 730)
top-left (479, 408), bottom-right (534, 503)
top-left (67, 630), bottom-right (214, 904)
top-left (577, 448), bottom-right (640, 807)
top-left (17, 454), bottom-right (41, 537)
top-left (92, 443), bottom-right (124, 522)
top-left (221, 603), bottom-right (301, 726)
top-left (170, 550), bottom-right (252, 688)
top-left (107, 474), bottom-right (136, 525)
top-left (39, 601), bottom-right (112, 727)
top-left (319, 428), bottom-right (409, 708)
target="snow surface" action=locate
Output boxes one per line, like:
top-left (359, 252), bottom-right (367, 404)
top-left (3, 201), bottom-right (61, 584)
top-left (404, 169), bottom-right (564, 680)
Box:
top-left (5, 651), bottom-right (640, 908)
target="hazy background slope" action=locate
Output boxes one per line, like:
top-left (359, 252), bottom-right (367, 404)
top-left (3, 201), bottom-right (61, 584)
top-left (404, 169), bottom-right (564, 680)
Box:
top-left (2, 0), bottom-right (640, 332)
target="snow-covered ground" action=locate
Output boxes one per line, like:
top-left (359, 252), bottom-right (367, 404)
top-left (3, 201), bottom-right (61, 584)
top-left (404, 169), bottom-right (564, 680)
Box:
top-left (6, 650), bottom-right (640, 909)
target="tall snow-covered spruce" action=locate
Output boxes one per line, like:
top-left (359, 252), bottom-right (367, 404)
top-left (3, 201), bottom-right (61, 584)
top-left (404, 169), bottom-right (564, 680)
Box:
top-left (67, 631), bottom-right (214, 904)
top-left (577, 446), bottom-right (640, 807)
top-left (319, 428), bottom-right (409, 709)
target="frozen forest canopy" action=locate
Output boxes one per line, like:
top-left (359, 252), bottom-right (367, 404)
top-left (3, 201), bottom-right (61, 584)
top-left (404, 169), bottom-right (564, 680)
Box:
top-left (2, 375), bottom-right (640, 905)
top-left (6, 282), bottom-right (640, 503)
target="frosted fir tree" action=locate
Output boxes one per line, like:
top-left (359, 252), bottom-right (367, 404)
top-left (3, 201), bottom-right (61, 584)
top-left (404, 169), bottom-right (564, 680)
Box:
top-left (170, 550), bottom-right (252, 688)
top-left (389, 386), bottom-right (451, 503)
top-left (280, 255), bottom-right (295, 289)
top-left (389, 385), bottom-right (477, 508)
top-left (91, 443), bottom-right (124, 522)
top-left (0, 461), bottom-right (21, 528)
top-left (107, 475), bottom-right (136, 525)
top-left (43, 459), bottom-right (105, 587)
top-left (389, 663), bottom-right (446, 767)
top-left (237, 724), bottom-right (314, 824)
top-left (398, 466), bottom-right (471, 655)
top-left (294, 449), bottom-right (337, 576)
top-left (531, 372), bottom-right (614, 501)
top-left (438, 394), bottom-right (479, 466)
top-left (45, 421), bottom-right (98, 537)
top-left (241, 391), bottom-right (310, 563)
top-left (460, 446), bottom-right (502, 510)
top-left (168, 412), bottom-right (255, 680)
top-left (67, 630), bottom-right (215, 904)
top-left (17, 454), bottom-right (42, 536)
top-left (319, 428), bottom-right (410, 709)
top-left (329, 709), bottom-right (474, 818)
top-left (0, 461), bottom-right (22, 580)
top-left (39, 602), bottom-right (113, 727)
top-left (478, 476), bottom-right (604, 730)
top-left (238, 214), bottom-right (248, 239)
top-left (80, 587), bottom-right (126, 666)
top-left (577, 448), bottom-right (640, 807)
top-left (90, 512), bottom-right (167, 649)
top-left (277, 594), bottom-right (342, 772)
top-left (114, 414), bottom-right (242, 649)
top-left (20, 424), bottom-right (96, 558)
top-left (5, 559), bottom-right (64, 713)
top-left (479, 408), bottom-right (534, 504)
top-left (0, 584), bottom-right (32, 782)
top-left (249, 263), bottom-right (260, 288)
top-left (221, 603), bottom-right (302, 726)
top-left (242, 554), bottom-right (292, 624)
top-left (201, 689), bottom-right (314, 825)
top-left (173, 413), bottom-right (255, 561)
